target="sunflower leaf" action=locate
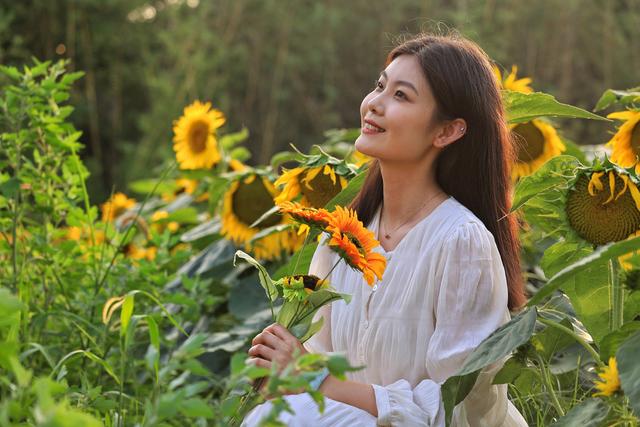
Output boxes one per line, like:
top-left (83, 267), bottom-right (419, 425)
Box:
top-left (512, 155), bottom-right (581, 213)
top-left (594, 87), bottom-right (640, 111)
top-left (528, 235), bottom-right (640, 307)
top-left (549, 398), bottom-right (609, 427)
top-left (505, 91), bottom-right (609, 124)
top-left (616, 331), bottom-right (640, 416)
top-left (233, 250), bottom-right (278, 302)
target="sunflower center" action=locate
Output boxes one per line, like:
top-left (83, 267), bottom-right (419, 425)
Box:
top-left (513, 122), bottom-right (545, 162)
top-left (300, 169), bottom-right (343, 208)
top-left (344, 232), bottom-right (366, 256)
top-left (232, 177), bottom-right (281, 228)
top-left (188, 120), bottom-right (210, 153)
top-left (565, 174), bottom-right (640, 245)
top-left (631, 122), bottom-right (640, 158)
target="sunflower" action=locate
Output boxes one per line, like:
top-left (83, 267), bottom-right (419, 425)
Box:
top-left (280, 274), bottom-right (329, 301)
top-left (221, 174), bottom-right (303, 260)
top-left (274, 164), bottom-right (348, 208)
top-left (125, 243), bottom-right (157, 261)
top-left (493, 64), bottom-right (534, 94)
top-left (593, 357), bottom-right (621, 397)
top-left (606, 110), bottom-right (640, 174)
top-left (278, 201), bottom-right (331, 229)
top-left (324, 205), bottom-right (386, 286)
top-left (101, 193), bottom-right (136, 223)
top-left (565, 170), bottom-right (640, 245)
top-left (348, 149), bottom-right (371, 168)
top-left (151, 210), bottom-right (180, 234)
top-left (511, 120), bottom-right (566, 181)
top-left (172, 100), bottom-right (225, 170)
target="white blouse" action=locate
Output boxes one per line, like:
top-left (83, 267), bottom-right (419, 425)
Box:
top-left (243, 196), bottom-right (528, 427)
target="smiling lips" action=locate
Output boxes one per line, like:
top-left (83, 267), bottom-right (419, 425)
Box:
top-left (362, 119), bottom-right (386, 134)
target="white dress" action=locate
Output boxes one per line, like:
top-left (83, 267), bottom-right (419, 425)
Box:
top-left (243, 196), bottom-right (529, 426)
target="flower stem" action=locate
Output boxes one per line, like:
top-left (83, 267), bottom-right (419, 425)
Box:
top-left (609, 259), bottom-right (624, 332)
top-left (538, 316), bottom-right (603, 367)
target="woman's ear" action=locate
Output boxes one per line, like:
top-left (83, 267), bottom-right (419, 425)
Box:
top-left (433, 118), bottom-right (467, 149)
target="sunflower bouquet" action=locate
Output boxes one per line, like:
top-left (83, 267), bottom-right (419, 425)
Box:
top-left (234, 201), bottom-right (386, 343)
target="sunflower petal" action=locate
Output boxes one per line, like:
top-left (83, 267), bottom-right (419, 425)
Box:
top-left (588, 172), bottom-right (604, 196)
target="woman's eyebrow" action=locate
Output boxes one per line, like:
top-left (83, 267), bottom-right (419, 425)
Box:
top-left (380, 70), bottom-right (419, 96)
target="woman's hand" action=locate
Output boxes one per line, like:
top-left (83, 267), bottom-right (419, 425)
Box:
top-left (248, 323), bottom-right (308, 373)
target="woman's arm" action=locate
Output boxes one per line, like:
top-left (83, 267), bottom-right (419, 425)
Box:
top-left (248, 323), bottom-right (379, 417)
top-left (318, 374), bottom-right (378, 417)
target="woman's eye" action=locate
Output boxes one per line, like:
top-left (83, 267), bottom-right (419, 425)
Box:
top-left (395, 90), bottom-right (406, 99)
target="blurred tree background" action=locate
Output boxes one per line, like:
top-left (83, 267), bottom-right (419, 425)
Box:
top-left (1, 0), bottom-right (638, 201)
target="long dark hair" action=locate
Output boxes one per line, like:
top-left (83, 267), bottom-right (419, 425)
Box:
top-left (349, 33), bottom-right (526, 310)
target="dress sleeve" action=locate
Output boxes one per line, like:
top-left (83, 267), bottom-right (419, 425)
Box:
top-left (302, 233), bottom-right (335, 354)
top-left (372, 221), bottom-right (516, 427)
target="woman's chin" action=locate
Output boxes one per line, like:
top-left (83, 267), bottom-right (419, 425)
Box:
top-left (354, 135), bottom-right (380, 158)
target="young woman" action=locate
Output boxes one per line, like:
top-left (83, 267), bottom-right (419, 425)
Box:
top-left (243, 33), bottom-right (529, 426)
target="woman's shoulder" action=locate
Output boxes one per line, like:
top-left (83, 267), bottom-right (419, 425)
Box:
top-left (436, 197), bottom-right (497, 252)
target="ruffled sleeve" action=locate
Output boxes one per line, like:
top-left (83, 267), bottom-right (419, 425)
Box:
top-left (303, 234), bottom-right (335, 354)
top-left (372, 221), bottom-right (517, 426)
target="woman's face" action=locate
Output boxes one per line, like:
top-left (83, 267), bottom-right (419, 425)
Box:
top-left (355, 54), bottom-right (440, 163)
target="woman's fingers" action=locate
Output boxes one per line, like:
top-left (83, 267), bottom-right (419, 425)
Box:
top-left (252, 329), bottom-right (285, 350)
top-left (265, 323), bottom-right (306, 355)
top-left (248, 343), bottom-right (275, 361)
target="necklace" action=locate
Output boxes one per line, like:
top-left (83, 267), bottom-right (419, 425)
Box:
top-left (380, 192), bottom-right (444, 240)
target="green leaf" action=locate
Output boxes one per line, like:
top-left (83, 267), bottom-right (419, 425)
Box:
top-left (128, 178), bottom-right (176, 195)
top-left (504, 91), bottom-right (608, 124)
top-left (442, 371), bottom-right (480, 426)
top-left (0, 65), bottom-right (21, 80)
top-left (511, 155), bottom-right (581, 213)
top-left (0, 177), bottom-right (21, 198)
top-left (120, 294), bottom-right (135, 337)
top-left (179, 398), bottom-right (214, 418)
top-left (441, 308), bottom-right (537, 426)
top-left (541, 240), bottom-right (593, 278)
top-left (617, 331), bottom-right (640, 416)
top-left (531, 318), bottom-right (575, 360)
top-left (234, 250), bottom-right (278, 302)
top-left (458, 308), bottom-right (538, 376)
top-left (599, 321), bottom-right (640, 361)
top-left (594, 87), bottom-right (640, 111)
top-left (550, 398), bottom-right (609, 427)
top-left (528, 236), bottom-right (640, 306)
top-left (219, 127), bottom-right (249, 150)
top-left (492, 357), bottom-right (524, 384)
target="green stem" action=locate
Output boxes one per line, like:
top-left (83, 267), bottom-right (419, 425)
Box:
top-left (538, 316), bottom-right (603, 367)
top-left (609, 259), bottom-right (624, 332)
top-left (292, 231), bottom-right (309, 273)
top-left (535, 353), bottom-right (564, 417)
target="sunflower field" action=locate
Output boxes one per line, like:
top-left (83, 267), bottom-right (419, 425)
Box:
top-left (1, 51), bottom-right (640, 427)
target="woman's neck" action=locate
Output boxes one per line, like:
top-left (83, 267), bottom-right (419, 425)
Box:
top-left (378, 161), bottom-right (446, 229)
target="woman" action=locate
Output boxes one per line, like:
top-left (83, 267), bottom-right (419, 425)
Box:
top-left (243, 32), bottom-right (529, 426)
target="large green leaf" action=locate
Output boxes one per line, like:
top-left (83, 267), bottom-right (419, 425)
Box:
top-left (617, 331), bottom-right (640, 416)
top-left (562, 264), bottom-right (610, 345)
top-left (511, 155), bottom-right (580, 213)
top-left (540, 240), bottom-right (592, 278)
top-left (442, 308), bottom-right (537, 425)
top-left (458, 308), bottom-right (538, 376)
top-left (550, 398), bottom-right (609, 427)
top-left (504, 91), bottom-right (608, 124)
top-left (528, 236), bottom-right (640, 306)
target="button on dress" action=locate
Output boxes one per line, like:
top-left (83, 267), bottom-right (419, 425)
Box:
top-left (242, 196), bottom-right (529, 426)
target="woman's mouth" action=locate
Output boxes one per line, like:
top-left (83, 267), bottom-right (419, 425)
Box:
top-left (362, 120), bottom-right (386, 134)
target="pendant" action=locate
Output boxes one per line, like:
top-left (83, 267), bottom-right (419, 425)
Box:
top-left (385, 234), bottom-right (390, 239)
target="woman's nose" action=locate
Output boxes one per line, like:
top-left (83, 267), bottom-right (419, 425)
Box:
top-left (367, 94), bottom-right (384, 115)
